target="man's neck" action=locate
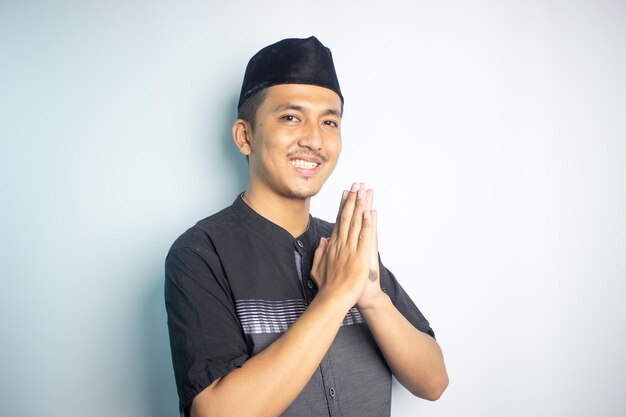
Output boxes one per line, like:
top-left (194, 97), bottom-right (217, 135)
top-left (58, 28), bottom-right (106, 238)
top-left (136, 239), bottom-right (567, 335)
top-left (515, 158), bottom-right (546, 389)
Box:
top-left (242, 188), bottom-right (311, 238)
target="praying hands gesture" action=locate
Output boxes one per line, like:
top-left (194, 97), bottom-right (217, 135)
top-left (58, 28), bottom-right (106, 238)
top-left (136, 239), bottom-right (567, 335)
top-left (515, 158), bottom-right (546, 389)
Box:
top-left (311, 182), bottom-right (385, 312)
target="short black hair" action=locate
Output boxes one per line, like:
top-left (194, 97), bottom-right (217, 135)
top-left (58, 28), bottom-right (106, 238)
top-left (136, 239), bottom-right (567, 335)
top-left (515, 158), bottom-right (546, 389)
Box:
top-left (237, 88), bottom-right (268, 130)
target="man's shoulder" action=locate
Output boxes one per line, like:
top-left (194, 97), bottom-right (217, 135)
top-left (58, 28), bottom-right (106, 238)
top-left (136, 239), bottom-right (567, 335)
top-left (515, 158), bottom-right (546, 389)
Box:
top-left (168, 205), bottom-right (336, 256)
top-left (168, 204), bottom-right (239, 255)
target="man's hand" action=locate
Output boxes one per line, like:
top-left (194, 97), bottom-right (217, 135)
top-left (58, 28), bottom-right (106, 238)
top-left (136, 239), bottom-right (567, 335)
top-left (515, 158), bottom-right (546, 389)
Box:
top-left (311, 182), bottom-right (384, 310)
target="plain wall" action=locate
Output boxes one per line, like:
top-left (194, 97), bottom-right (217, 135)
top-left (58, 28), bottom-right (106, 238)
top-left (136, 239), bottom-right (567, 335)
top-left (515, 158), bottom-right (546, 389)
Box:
top-left (1, 1), bottom-right (625, 416)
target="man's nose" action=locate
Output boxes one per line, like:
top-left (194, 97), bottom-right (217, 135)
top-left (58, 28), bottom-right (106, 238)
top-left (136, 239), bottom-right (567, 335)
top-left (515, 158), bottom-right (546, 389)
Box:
top-left (298, 123), bottom-right (323, 150)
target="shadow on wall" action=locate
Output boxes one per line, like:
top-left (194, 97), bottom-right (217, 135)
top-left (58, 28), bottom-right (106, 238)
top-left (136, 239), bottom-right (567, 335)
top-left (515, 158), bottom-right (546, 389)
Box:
top-left (143, 94), bottom-right (246, 416)
top-left (143, 278), bottom-right (179, 417)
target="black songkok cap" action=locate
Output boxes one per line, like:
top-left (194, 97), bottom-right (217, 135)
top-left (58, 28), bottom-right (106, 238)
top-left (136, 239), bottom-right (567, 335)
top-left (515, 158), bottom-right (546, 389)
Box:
top-left (237, 36), bottom-right (343, 110)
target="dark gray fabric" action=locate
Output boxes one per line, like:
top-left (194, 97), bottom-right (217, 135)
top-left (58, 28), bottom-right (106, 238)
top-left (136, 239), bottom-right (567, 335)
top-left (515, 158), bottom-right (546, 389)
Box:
top-left (282, 324), bottom-right (392, 417)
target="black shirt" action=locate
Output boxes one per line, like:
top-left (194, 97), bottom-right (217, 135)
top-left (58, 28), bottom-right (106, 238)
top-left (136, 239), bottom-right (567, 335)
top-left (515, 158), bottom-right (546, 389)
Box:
top-left (165, 194), bottom-right (434, 416)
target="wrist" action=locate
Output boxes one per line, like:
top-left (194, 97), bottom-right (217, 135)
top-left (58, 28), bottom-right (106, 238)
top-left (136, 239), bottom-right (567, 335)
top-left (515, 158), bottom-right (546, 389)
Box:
top-left (357, 291), bottom-right (391, 317)
top-left (314, 286), bottom-right (358, 316)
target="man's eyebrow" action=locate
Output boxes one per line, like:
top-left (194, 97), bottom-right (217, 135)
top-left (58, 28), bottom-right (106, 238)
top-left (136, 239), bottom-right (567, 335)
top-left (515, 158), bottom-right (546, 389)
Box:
top-left (322, 108), bottom-right (342, 118)
top-left (273, 103), bottom-right (305, 113)
top-left (272, 103), bottom-right (342, 118)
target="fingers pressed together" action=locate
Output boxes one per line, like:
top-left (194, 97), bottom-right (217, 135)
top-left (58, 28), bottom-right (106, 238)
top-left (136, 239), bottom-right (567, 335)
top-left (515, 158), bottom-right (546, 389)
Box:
top-left (311, 182), bottom-right (378, 301)
top-left (332, 182), bottom-right (375, 251)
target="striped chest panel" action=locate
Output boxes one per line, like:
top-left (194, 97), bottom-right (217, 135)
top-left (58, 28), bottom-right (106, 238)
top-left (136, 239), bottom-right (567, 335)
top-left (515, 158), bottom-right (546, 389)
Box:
top-left (235, 298), bottom-right (364, 336)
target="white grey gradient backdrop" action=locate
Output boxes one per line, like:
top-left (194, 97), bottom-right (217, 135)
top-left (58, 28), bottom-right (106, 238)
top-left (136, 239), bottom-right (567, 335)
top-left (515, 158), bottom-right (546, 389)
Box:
top-left (1, 1), bottom-right (624, 416)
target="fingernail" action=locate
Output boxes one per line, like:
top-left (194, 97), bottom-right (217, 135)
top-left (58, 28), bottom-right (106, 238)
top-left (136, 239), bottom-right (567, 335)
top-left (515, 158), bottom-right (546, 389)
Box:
top-left (351, 183), bottom-right (358, 192)
top-left (363, 210), bottom-right (370, 220)
top-left (357, 189), bottom-right (364, 200)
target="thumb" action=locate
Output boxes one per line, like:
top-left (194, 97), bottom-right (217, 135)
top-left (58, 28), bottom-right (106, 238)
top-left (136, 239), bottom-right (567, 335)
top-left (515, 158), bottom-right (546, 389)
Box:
top-left (312, 237), bottom-right (328, 269)
top-left (311, 237), bottom-right (329, 286)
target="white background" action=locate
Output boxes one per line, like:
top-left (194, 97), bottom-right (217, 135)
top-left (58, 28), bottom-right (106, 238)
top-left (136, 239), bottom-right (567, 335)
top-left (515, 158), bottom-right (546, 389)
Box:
top-left (1, 1), bottom-right (625, 416)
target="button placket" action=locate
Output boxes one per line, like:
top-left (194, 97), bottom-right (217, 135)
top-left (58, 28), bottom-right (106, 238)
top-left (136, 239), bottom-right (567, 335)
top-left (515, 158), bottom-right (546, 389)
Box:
top-left (294, 239), bottom-right (314, 303)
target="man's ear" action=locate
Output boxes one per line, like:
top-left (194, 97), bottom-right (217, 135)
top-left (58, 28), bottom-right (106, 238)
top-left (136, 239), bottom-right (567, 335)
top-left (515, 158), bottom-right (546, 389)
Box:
top-left (232, 119), bottom-right (252, 156)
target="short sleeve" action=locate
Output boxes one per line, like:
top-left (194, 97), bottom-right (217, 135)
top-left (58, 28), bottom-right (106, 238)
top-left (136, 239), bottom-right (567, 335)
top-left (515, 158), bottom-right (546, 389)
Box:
top-left (165, 246), bottom-right (250, 417)
top-left (378, 256), bottom-right (436, 339)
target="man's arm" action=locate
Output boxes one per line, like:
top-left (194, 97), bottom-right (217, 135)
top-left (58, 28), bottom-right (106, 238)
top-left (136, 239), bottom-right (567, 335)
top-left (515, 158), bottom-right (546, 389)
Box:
top-left (191, 185), bottom-right (375, 417)
top-left (191, 290), bottom-right (354, 417)
top-left (359, 294), bottom-right (449, 400)
top-left (355, 184), bottom-right (448, 400)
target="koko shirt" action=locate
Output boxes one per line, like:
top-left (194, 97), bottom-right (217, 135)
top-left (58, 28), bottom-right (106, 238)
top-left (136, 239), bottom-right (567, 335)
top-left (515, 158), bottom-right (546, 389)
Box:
top-left (165, 195), bottom-right (434, 417)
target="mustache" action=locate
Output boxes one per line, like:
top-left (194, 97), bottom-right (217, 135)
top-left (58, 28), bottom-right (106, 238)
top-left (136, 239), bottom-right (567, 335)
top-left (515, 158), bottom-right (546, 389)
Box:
top-left (287, 149), bottom-right (328, 162)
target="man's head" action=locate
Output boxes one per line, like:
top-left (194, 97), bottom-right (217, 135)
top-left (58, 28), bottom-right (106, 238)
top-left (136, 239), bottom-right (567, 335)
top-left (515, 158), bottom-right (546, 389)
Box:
top-left (233, 37), bottom-right (344, 201)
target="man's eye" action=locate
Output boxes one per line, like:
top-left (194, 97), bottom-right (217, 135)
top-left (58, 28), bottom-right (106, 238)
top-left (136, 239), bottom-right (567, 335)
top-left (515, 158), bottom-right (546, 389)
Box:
top-left (282, 115), bottom-right (298, 122)
top-left (323, 120), bottom-right (338, 127)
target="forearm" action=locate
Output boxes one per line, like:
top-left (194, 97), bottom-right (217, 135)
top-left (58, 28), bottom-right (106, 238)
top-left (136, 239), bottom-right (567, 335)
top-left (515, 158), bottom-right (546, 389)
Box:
top-left (191, 291), bottom-right (352, 417)
top-left (359, 293), bottom-right (448, 400)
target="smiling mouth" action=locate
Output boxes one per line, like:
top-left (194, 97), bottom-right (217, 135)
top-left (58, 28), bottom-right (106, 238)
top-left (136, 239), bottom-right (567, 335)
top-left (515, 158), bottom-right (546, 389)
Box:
top-left (289, 159), bottom-right (320, 169)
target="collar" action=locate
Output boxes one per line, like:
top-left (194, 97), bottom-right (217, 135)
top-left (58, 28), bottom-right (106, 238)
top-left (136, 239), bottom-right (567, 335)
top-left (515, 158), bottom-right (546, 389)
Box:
top-left (231, 193), bottom-right (320, 252)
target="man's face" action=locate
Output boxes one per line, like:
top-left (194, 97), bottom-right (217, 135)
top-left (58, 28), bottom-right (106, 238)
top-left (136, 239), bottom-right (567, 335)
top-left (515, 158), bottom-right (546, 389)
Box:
top-left (244, 84), bottom-right (342, 200)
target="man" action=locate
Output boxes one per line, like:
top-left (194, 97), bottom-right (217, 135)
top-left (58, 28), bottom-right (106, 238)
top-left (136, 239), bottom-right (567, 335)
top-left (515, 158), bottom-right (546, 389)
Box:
top-left (165, 36), bottom-right (448, 417)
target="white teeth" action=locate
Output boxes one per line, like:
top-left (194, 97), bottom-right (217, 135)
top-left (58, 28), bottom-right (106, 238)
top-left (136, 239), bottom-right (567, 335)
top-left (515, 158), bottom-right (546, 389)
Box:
top-left (290, 159), bottom-right (318, 169)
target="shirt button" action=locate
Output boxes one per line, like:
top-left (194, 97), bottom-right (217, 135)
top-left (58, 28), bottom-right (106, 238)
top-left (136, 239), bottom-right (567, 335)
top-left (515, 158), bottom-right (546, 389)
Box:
top-left (296, 240), bottom-right (304, 248)
top-left (329, 387), bottom-right (335, 397)
top-left (307, 280), bottom-right (314, 289)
